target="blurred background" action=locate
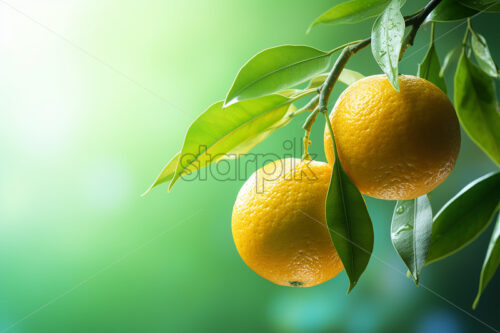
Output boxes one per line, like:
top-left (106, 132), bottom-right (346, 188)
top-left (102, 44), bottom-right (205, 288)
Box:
top-left (0, 0), bottom-right (499, 332)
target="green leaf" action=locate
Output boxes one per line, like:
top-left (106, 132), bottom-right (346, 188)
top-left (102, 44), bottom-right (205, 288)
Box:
top-left (459, 0), bottom-right (500, 12)
top-left (426, 172), bottom-right (500, 265)
top-left (325, 117), bottom-right (374, 294)
top-left (143, 153), bottom-right (180, 196)
top-left (417, 35), bottom-right (447, 93)
top-left (225, 45), bottom-right (331, 105)
top-left (454, 50), bottom-right (500, 166)
top-left (391, 195), bottom-right (433, 285)
top-left (473, 214), bottom-right (500, 309)
top-left (308, 0), bottom-right (392, 31)
top-left (169, 95), bottom-right (296, 190)
top-left (439, 46), bottom-right (460, 77)
top-left (371, 0), bottom-right (405, 91)
top-left (471, 30), bottom-right (498, 78)
top-left (426, 0), bottom-right (479, 22)
top-left (307, 69), bottom-right (365, 89)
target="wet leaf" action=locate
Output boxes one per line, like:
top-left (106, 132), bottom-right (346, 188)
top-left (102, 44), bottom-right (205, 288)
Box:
top-left (391, 195), bottom-right (433, 285)
top-left (371, 0), bottom-right (405, 91)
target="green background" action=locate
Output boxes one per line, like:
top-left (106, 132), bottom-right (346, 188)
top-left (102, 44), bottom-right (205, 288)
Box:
top-left (0, 0), bottom-right (499, 332)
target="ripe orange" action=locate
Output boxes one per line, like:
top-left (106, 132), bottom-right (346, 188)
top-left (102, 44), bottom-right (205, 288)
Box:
top-left (231, 158), bottom-right (343, 287)
top-left (324, 75), bottom-right (460, 200)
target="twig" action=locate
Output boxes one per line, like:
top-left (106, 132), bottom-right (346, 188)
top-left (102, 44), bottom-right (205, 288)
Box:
top-left (303, 0), bottom-right (442, 158)
top-left (302, 106), bottom-right (320, 160)
top-left (319, 0), bottom-right (442, 116)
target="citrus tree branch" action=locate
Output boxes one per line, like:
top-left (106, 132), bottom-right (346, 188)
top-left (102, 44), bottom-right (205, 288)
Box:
top-left (318, 0), bottom-right (442, 117)
top-left (400, 0), bottom-right (443, 57)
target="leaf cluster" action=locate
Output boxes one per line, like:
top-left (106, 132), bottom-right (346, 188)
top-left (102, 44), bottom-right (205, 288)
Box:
top-left (145, 0), bottom-right (500, 307)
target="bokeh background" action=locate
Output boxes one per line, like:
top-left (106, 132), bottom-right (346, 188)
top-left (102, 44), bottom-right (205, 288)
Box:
top-left (0, 0), bottom-right (499, 332)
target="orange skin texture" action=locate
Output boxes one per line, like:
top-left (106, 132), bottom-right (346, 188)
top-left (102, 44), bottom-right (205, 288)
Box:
top-left (324, 75), bottom-right (461, 200)
top-left (231, 158), bottom-right (343, 287)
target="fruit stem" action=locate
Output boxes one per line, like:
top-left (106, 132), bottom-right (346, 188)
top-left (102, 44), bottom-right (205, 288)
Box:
top-left (326, 40), bottom-right (364, 56)
top-left (323, 111), bottom-right (339, 162)
top-left (317, 0), bottom-right (442, 159)
top-left (292, 95), bottom-right (319, 118)
top-left (302, 106), bottom-right (321, 160)
top-left (318, 38), bottom-right (371, 115)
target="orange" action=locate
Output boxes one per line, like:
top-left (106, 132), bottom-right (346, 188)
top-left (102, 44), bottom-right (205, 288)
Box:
top-left (324, 75), bottom-right (460, 200)
top-left (231, 158), bottom-right (343, 287)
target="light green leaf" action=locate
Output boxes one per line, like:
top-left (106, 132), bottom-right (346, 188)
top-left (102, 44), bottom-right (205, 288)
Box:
top-left (439, 46), bottom-right (460, 77)
top-left (308, 0), bottom-right (397, 31)
top-left (307, 69), bottom-right (365, 89)
top-left (169, 95), bottom-right (296, 190)
top-left (417, 32), bottom-right (447, 93)
top-left (459, 0), bottom-right (500, 12)
top-left (454, 50), bottom-right (500, 166)
top-left (143, 153), bottom-right (180, 196)
top-left (471, 30), bottom-right (498, 78)
top-left (392, 195), bottom-right (433, 285)
top-left (473, 214), bottom-right (500, 309)
top-left (426, 172), bottom-right (500, 265)
top-left (276, 89), bottom-right (302, 98)
top-left (426, 0), bottom-right (479, 22)
top-left (225, 45), bottom-right (331, 106)
top-left (324, 115), bottom-right (374, 294)
top-left (371, 0), bottom-right (405, 91)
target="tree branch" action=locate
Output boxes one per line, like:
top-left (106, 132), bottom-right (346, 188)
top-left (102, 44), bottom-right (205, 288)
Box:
top-left (318, 0), bottom-right (442, 116)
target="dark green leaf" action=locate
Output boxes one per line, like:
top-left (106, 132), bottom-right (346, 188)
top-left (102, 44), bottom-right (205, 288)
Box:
top-left (307, 69), bottom-right (365, 89)
top-left (426, 0), bottom-right (479, 22)
top-left (225, 45), bottom-right (331, 105)
top-left (417, 37), bottom-right (447, 93)
top-left (471, 30), bottom-right (498, 78)
top-left (169, 95), bottom-right (296, 190)
top-left (371, 0), bottom-right (405, 91)
top-left (459, 0), bottom-right (500, 12)
top-left (308, 0), bottom-right (393, 31)
top-left (143, 153), bottom-right (180, 196)
top-left (325, 117), bottom-right (374, 293)
top-left (426, 172), bottom-right (500, 265)
top-left (391, 195), bottom-right (433, 285)
top-left (439, 46), bottom-right (460, 77)
top-left (473, 214), bottom-right (500, 309)
top-left (454, 50), bottom-right (500, 166)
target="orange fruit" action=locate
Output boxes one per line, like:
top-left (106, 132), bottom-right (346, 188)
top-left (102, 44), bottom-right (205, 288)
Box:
top-left (231, 158), bottom-right (343, 287)
top-left (324, 75), bottom-right (460, 200)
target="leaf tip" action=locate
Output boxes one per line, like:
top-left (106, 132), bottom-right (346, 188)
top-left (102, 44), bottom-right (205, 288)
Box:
top-left (472, 296), bottom-right (480, 310)
top-left (141, 187), bottom-right (152, 197)
top-left (168, 176), bottom-right (178, 192)
top-left (141, 179), bottom-right (160, 197)
top-left (346, 280), bottom-right (357, 294)
top-left (305, 24), bottom-right (314, 35)
top-left (223, 97), bottom-right (238, 109)
top-left (413, 276), bottom-right (420, 286)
